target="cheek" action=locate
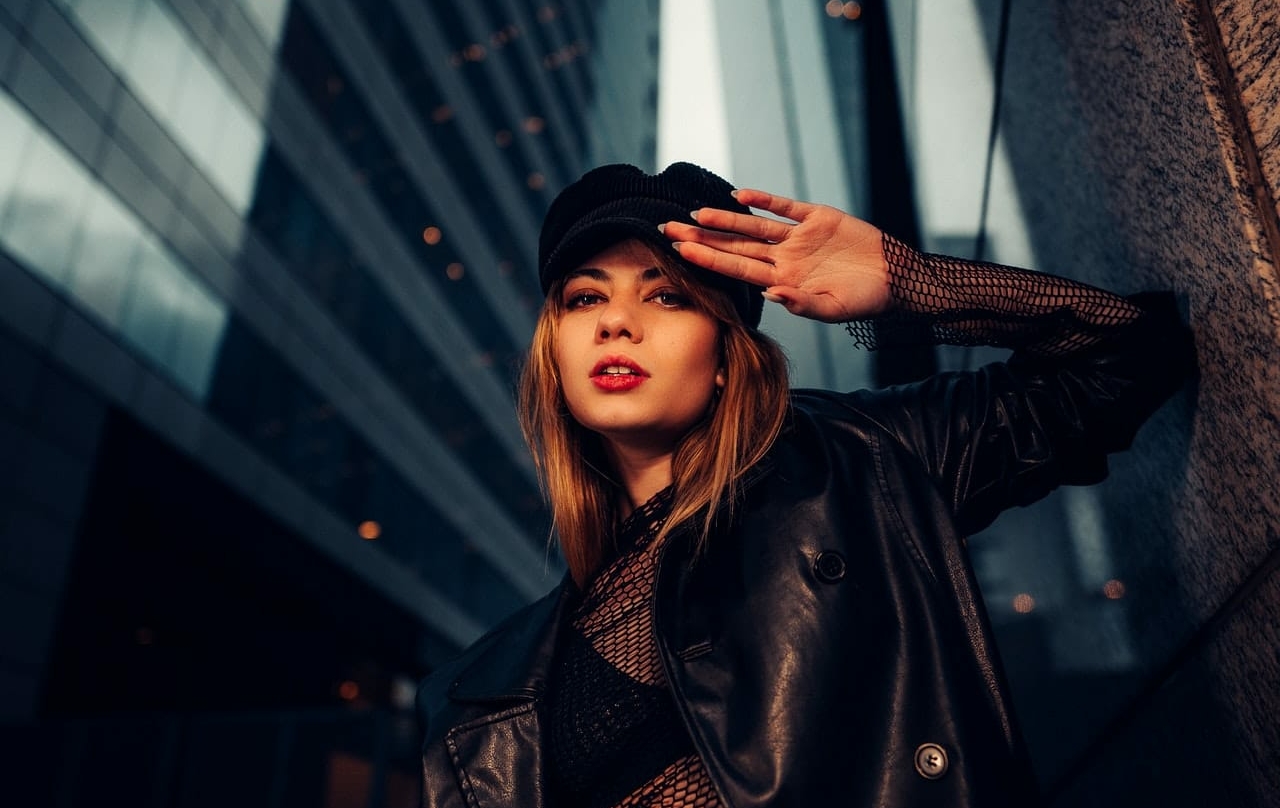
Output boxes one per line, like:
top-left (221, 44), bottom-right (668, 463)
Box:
top-left (551, 334), bottom-right (588, 411)
top-left (551, 322), bottom-right (577, 381)
top-left (685, 325), bottom-right (723, 382)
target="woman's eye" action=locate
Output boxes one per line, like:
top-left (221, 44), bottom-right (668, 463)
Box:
top-left (565, 292), bottom-right (604, 309)
top-left (652, 291), bottom-right (690, 308)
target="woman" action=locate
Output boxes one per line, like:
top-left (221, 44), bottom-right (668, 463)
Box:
top-left (416, 162), bottom-right (1193, 807)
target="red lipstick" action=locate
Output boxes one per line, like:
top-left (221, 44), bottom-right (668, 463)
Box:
top-left (590, 356), bottom-right (649, 391)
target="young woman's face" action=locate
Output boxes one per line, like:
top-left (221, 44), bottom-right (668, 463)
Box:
top-left (554, 239), bottom-right (723, 453)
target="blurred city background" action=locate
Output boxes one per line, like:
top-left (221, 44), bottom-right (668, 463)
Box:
top-left (1, 0), bottom-right (1277, 806)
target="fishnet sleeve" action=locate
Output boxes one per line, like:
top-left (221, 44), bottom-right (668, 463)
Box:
top-left (844, 233), bottom-right (1145, 357)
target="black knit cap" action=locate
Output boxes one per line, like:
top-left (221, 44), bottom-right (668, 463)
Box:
top-left (538, 162), bottom-right (765, 328)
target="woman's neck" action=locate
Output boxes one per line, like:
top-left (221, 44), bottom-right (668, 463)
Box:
top-left (602, 440), bottom-right (674, 518)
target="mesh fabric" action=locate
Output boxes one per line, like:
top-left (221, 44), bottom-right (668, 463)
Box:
top-left (548, 488), bottom-right (722, 808)
top-left (845, 234), bottom-right (1143, 356)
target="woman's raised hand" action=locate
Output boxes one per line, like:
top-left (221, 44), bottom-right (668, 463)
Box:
top-left (661, 189), bottom-right (892, 323)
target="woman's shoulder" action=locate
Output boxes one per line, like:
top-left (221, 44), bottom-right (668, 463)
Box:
top-left (786, 385), bottom-right (914, 433)
top-left (783, 380), bottom-right (993, 461)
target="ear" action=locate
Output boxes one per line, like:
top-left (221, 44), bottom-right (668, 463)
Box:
top-left (715, 369), bottom-right (727, 389)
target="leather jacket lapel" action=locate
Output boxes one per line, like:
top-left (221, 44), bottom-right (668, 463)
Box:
top-left (448, 576), bottom-right (574, 703)
top-left (431, 579), bottom-right (574, 808)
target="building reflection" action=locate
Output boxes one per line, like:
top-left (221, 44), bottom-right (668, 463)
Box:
top-left (0, 0), bottom-right (658, 804)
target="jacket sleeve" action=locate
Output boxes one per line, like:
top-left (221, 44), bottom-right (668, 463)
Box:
top-left (850, 239), bottom-right (1195, 535)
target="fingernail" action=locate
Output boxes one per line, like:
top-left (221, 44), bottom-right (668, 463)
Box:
top-left (730, 190), bottom-right (741, 199)
top-left (689, 209), bottom-right (700, 221)
top-left (656, 223), bottom-right (666, 234)
top-left (762, 291), bottom-right (785, 303)
top-left (670, 241), bottom-right (685, 253)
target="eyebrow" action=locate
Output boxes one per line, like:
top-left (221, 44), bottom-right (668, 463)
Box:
top-left (564, 266), bottom-right (666, 283)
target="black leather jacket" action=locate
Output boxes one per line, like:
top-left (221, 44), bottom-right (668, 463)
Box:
top-left (416, 294), bottom-right (1192, 808)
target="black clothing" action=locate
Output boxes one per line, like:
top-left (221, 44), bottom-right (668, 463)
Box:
top-left (417, 247), bottom-right (1193, 807)
top-left (547, 487), bottom-right (719, 807)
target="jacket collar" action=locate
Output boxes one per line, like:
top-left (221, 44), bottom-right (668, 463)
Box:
top-left (448, 574), bottom-right (575, 703)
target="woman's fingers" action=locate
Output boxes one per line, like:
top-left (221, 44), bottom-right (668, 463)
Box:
top-left (663, 189), bottom-right (829, 249)
top-left (731, 189), bottom-right (821, 222)
top-left (661, 223), bottom-right (775, 262)
top-left (680, 208), bottom-right (793, 243)
top-left (671, 241), bottom-right (775, 287)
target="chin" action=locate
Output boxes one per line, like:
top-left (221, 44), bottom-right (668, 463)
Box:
top-left (575, 414), bottom-right (683, 446)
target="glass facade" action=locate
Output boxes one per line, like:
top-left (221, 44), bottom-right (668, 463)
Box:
top-left (61, 0), bottom-right (266, 215)
top-left (0, 0), bottom-right (659, 804)
top-left (0, 88), bottom-right (228, 400)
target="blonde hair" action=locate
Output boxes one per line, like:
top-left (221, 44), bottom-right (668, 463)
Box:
top-left (518, 247), bottom-right (790, 585)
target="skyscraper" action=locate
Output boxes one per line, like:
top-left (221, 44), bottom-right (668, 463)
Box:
top-left (0, 0), bottom-right (657, 801)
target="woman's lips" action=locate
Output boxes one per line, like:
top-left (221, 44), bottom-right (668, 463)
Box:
top-left (590, 358), bottom-right (648, 391)
top-left (591, 371), bottom-right (646, 391)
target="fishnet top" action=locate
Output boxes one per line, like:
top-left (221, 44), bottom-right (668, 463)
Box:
top-left (846, 234), bottom-right (1144, 355)
top-left (547, 487), bottom-right (722, 808)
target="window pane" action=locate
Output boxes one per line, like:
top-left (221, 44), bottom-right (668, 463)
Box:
top-left (168, 279), bottom-right (227, 400)
top-left (121, 0), bottom-right (188, 116)
top-left (67, 184), bottom-right (143, 328)
top-left (0, 129), bottom-right (92, 289)
top-left (63, 0), bottom-right (143, 68)
top-left (169, 47), bottom-right (266, 214)
top-left (169, 51), bottom-right (227, 183)
top-left (119, 236), bottom-right (184, 366)
top-left (209, 92), bottom-right (265, 214)
top-left (0, 91), bottom-right (37, 218)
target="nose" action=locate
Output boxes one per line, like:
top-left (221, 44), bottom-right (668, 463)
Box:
top-left (596, 297), bottom-right (642, 343)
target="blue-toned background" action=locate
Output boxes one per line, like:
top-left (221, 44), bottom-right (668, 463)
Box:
top-left (0, 1), bottom-right (1276, 805)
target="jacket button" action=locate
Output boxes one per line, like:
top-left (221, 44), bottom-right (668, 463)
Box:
top-left (813, 550), bottom-right (847, 583)
top-left (914, 742), bottom-right (949, 780)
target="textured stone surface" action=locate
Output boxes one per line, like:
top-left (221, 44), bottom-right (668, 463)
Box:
top-left (986, 0), bottom-right (1280, 792)
top-left (1210, 0), bottom-right (1280, 231)
top-left (1180, 0), bottom-right (1280, 348)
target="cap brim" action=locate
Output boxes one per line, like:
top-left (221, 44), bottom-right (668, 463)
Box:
top-left (542, 217), bottom-right (680, 290)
